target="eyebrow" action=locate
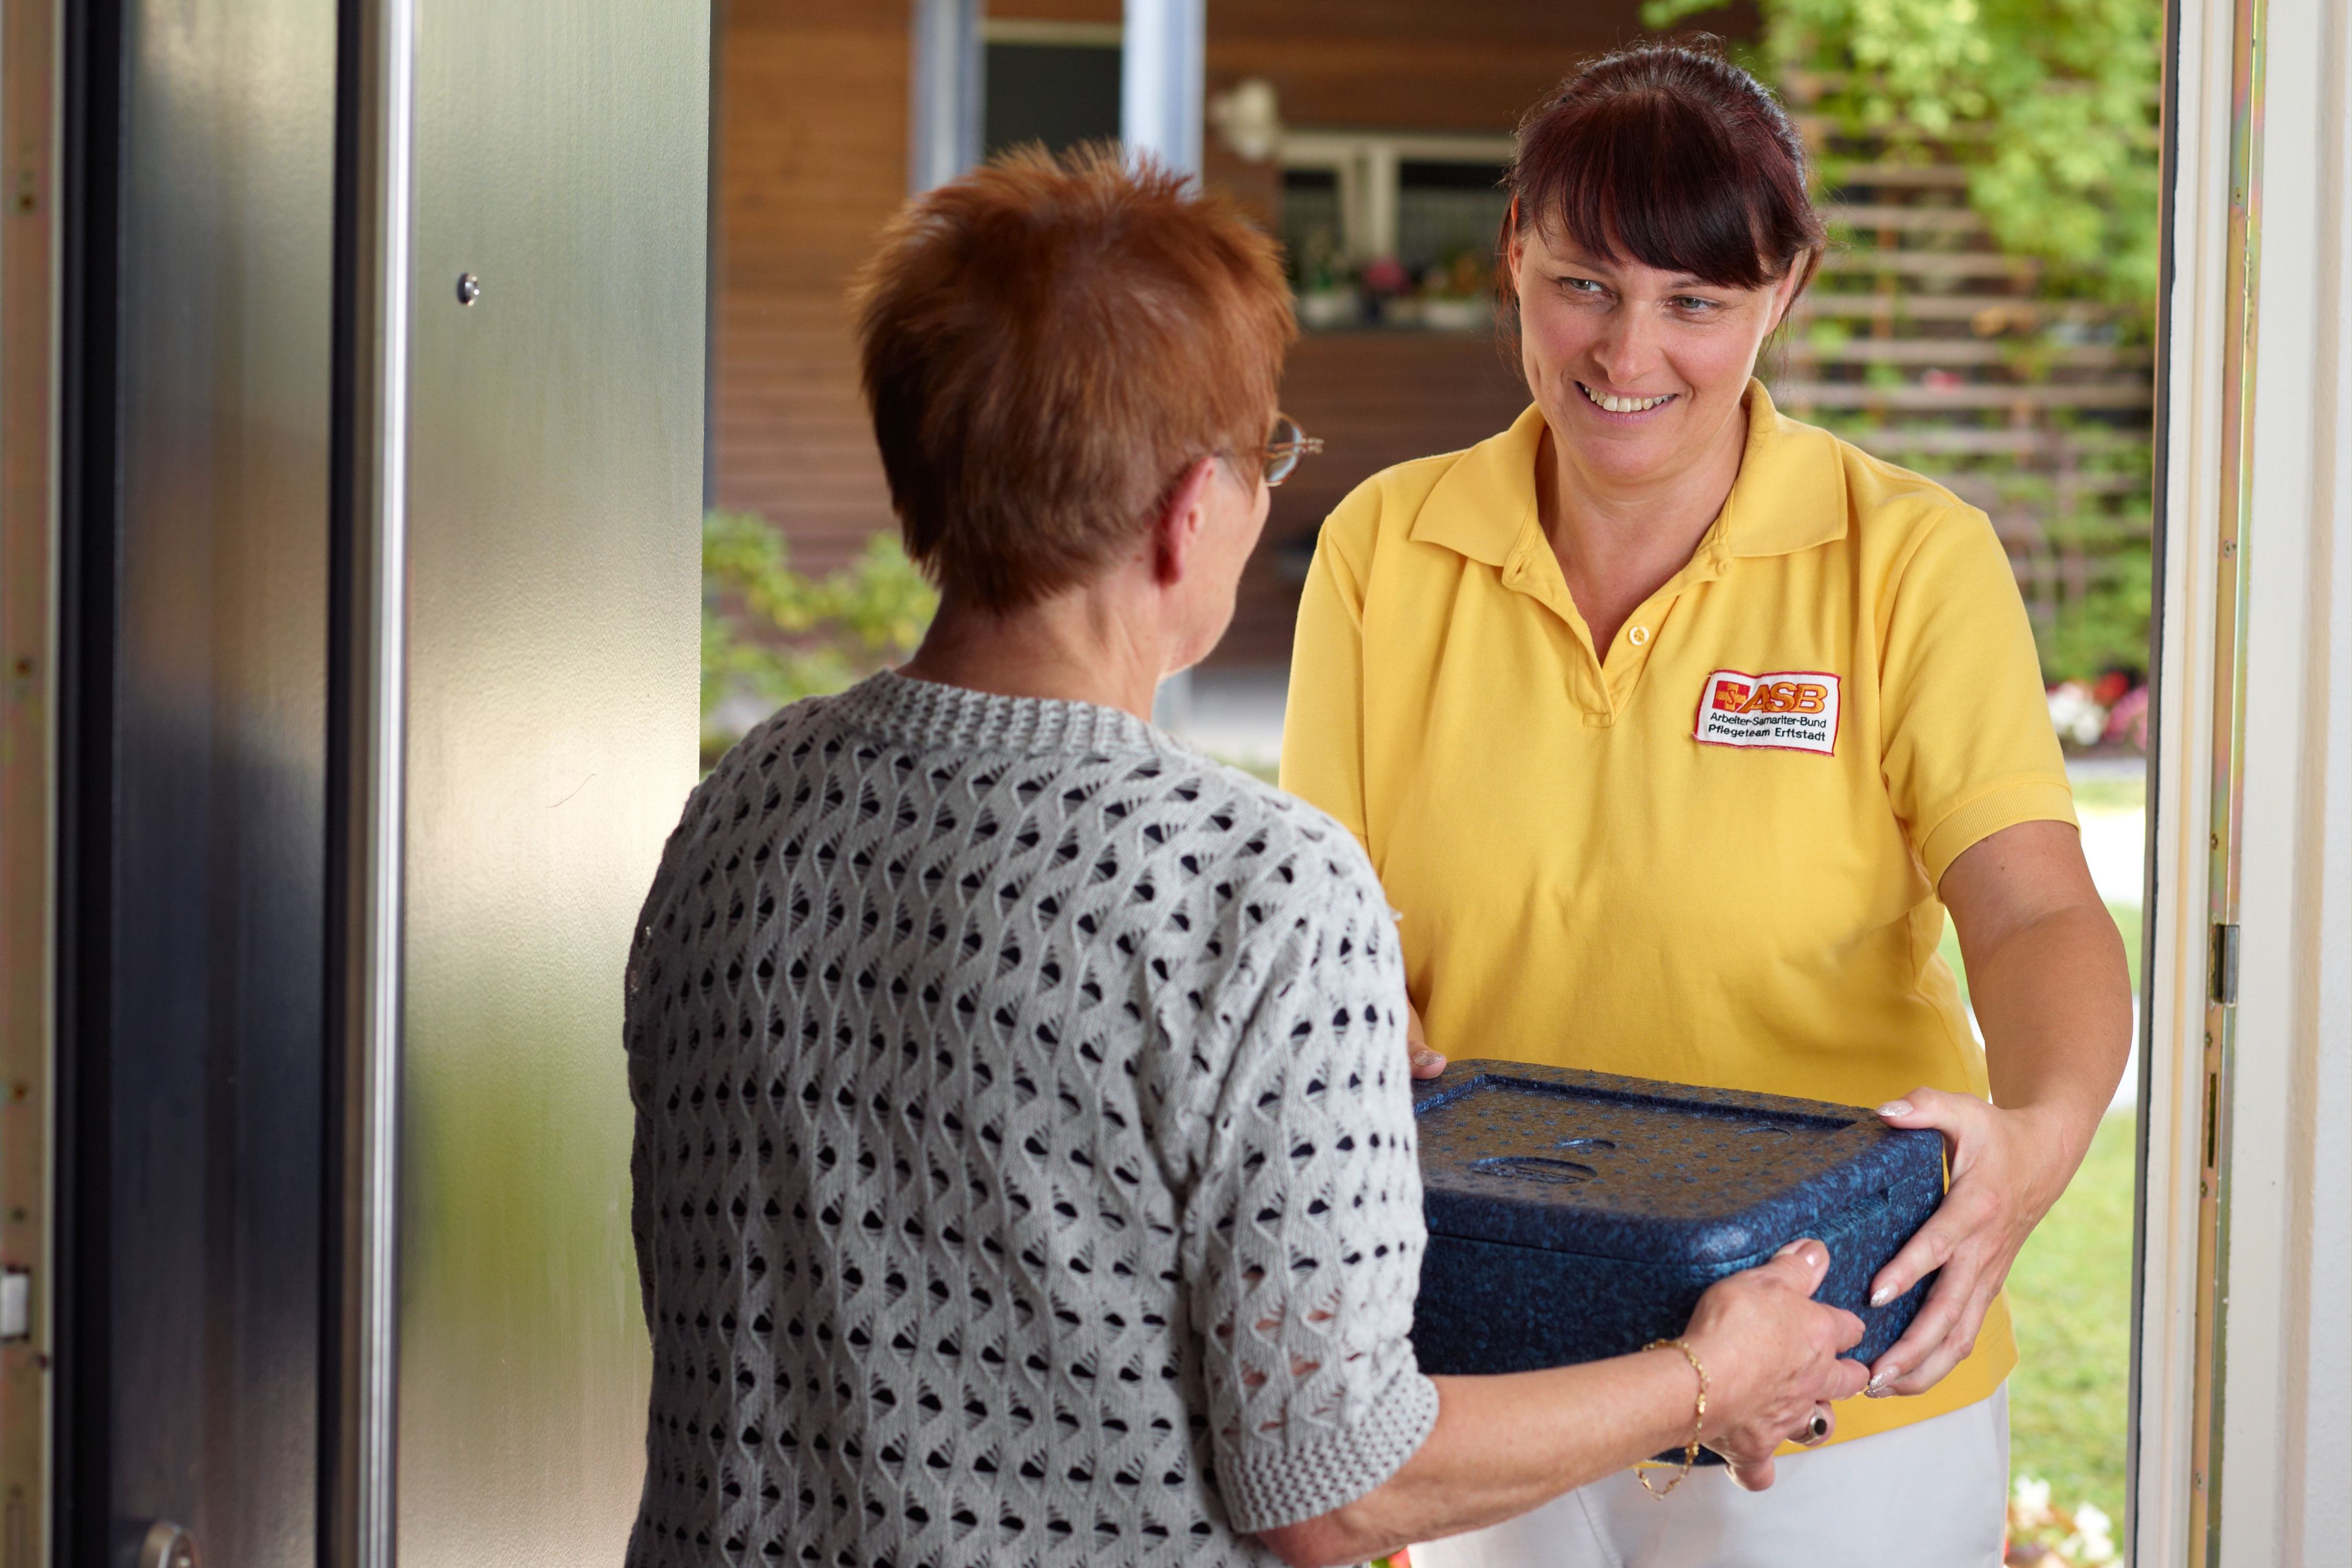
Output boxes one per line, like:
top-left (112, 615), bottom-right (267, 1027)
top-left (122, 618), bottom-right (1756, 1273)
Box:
top-left (1553, 255), bottom-right (1723, 292)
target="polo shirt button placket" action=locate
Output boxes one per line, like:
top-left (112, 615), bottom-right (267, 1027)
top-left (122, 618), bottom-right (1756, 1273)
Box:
top-left (1606, 605), bottom-right (1670, 711)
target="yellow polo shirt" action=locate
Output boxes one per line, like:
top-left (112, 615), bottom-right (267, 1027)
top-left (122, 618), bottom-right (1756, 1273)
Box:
top-left (1280, 382), bottom-right (2076, 1443)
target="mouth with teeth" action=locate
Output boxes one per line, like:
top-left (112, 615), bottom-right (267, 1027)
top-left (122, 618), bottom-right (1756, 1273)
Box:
top-left (1577, 381), bottom-right (1676, 416)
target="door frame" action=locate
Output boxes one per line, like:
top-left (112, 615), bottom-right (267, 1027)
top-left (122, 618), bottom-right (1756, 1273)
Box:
top-left (0, 0), bottom-right (61, 1555)
top-left (2135, 0), bottom-right (2352, 1561)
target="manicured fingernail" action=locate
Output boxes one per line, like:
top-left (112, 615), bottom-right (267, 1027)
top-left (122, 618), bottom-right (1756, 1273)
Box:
top-left (1865, 1369), bottom-right (1898, 1397)
top-left (1870, 1284), bottom-right (1894, 1308)
top-left (1877, 1100), bottom-right (1912, 1117)
top-left (1777, 1240), bottom-right (1808, 1258)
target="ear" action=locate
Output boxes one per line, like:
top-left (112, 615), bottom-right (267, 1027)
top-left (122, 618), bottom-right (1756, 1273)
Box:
top-left (1766, 255), bottom-right (1811, 337)
top-left (1148, 456), bottom-right (1221, 589)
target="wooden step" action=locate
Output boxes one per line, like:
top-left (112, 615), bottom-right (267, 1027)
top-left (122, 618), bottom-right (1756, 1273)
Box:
top-left (1822, 162), bottom-right (1974, 190)
top-left (1791, 293), bottom-right (2116, 324)
top-left (1784, 339), bottom-right (2151, 369)
top-left (1935, 472), bottom-right (2152, 502)
top-left (1774, 380), bottom-right (2154, 411)
top-left (1821, 204), bottom-right (1986, 233)
top-left (1817, 249), bottom-right (2040, 279)
top-left (1811, 425), bottom-right (2147, 457)
top-left (1794, 113), bottom-right (1999, 143)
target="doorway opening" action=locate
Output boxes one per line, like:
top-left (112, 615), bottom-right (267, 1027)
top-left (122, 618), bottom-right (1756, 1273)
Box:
top-left (704, 5), bottom-right (2166, 1563)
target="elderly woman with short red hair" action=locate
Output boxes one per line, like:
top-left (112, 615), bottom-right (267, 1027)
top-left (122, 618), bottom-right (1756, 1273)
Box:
top-left (1283, 45), bottom-right (2132, 1568)
top-left (622, 148), bottom-right (1864, 1568)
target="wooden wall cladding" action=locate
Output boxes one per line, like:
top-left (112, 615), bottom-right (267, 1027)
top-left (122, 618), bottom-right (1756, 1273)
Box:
top-left (1217, 328), bottom-right (1530, 667)
top-left (711, 1), bottom-right (908, 572)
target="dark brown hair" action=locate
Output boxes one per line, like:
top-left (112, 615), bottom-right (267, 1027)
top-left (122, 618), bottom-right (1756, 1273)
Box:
top-left (852, 144), bottom-right (1296, 613)
top-left (1504, 43), bottom-right (1826, 299)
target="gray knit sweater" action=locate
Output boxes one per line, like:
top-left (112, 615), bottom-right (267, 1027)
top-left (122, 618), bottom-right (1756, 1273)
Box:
top-left (624, 672), bottom-right (1438, 1568)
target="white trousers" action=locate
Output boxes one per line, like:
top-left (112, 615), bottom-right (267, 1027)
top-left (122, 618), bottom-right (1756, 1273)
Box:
top-left (1408, 1386), bottom-right (2009, 1568)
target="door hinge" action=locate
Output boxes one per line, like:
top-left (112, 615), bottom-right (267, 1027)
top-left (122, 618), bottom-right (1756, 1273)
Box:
top-left (2210, 922), bottom-right (2241, 1006)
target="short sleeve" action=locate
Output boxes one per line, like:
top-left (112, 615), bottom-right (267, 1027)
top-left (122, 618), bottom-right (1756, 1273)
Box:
top-left (1182, 871), bottom-right (1437, 1534)
top-left (1877, 505), bottom-right (2078, 885)
top-left (1280, 495), bottom-right (1377, 851)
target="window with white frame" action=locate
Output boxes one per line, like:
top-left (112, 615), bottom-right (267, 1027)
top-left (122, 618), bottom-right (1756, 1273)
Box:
top-left (1276, 131), bottom-right (1512, 328)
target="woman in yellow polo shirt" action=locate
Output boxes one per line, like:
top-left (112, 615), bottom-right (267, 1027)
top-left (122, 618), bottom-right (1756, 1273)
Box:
top-left (1282, 45), bottom-right (2132, 1568)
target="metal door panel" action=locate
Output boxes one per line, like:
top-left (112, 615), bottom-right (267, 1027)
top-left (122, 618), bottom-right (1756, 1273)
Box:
top-left (395, 0), bottom-right (706, 1561)
top-left (100, 0), bottom-right (336, 1561)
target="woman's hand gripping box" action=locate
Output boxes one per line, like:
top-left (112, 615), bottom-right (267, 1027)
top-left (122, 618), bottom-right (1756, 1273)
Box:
top-left (1410, 1062), bottom-right (1943, 1459)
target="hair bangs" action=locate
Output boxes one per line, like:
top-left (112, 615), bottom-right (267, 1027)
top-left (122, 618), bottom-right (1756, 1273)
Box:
top-left (1506, 44), bottom-right (1826, 299)
top-left (1529, 95), bottom-right (1780, 289)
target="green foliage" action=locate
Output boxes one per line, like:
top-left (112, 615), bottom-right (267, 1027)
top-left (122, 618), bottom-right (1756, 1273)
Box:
top-left (1643, 0), bottom-right (2164, 306)
top-left (1934, 881), bottom-right (2139, 1531)
top-left (2005, 1110), bottom-right (2136, 1532)
top-left (1804, 408), bottom-right (2157, 683)
top-left (701, 510), bottom-right (938, 759)
top-left (2036, 525), bottom-right (2153, 685)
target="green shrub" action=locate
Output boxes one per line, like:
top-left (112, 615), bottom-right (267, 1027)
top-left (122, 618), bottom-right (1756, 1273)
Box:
top-left (1646, 0), bottom-right (2163, 689)
top-left (701, 510), bottom-right (938, 763)
top-left (1644, 0), bottom-right (2164, 307)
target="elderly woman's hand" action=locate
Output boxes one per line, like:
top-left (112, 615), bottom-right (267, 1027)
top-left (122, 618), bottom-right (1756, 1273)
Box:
top-left (1405, 1001), bottom-right (1446, 1079)
top-left (1681, 1239), bottom-right (1871, 1490)
top-left (1859, 1089), bottom-right (2075, 1398)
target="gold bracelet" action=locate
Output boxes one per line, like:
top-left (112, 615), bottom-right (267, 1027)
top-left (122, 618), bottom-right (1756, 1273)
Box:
top-left (1636, 1338), bottom-right (1709, 1498)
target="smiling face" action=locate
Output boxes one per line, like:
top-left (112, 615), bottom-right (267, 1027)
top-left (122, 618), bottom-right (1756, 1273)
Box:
top-left (1512, 223), bottom-right (1805, 494)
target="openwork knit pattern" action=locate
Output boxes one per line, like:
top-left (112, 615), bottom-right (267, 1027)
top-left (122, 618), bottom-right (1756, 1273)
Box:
top-left (624, 672), bottom-right (1437, 1568)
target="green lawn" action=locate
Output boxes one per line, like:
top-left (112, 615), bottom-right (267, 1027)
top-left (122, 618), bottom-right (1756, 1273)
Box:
top-left (2005, 1111), bottom-right (2136, 1529)
top-left (1934, 891), bottom-right (2138, 1532)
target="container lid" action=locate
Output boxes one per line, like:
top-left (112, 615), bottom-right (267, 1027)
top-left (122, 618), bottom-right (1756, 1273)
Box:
top-left (1412, 1061), bottom-right (1941, 1266)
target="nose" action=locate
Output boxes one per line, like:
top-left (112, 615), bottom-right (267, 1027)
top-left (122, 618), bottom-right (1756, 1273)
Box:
top-left (1588, 305), bottom-right (1662, 388)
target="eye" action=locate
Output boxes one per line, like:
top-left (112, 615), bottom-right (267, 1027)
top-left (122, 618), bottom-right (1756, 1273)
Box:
top-left (1556, 275), bottom-right (1607, 296)
top-left (1670, 294), bottom-right (1722, 312)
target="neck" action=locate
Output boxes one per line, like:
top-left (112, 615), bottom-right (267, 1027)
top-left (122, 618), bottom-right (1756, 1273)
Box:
top-left (898, 583), bottom-right (1171, 722)
top-left (1537, 392), bottom-right (1751, 645)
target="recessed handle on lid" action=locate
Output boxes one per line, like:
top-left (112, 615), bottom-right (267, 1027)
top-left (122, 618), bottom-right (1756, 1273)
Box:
top-left (1470, 1155), bottom-right (1598, 1186)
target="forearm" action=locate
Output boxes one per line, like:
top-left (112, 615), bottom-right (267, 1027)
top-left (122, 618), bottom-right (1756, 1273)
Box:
top-left (1965, 901), bottom-right (2131, 1192)
top-left (1263, 1351), bottom-right (1695, 1565)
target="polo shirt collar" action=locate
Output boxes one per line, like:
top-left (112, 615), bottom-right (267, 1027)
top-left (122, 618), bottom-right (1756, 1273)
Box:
top-left (1405, 379), bottom-right (1848, 565)
top-left (1722, 381), bottom-right (1849, 559)
top-left (1406, 403), bottom-right (1546, 566)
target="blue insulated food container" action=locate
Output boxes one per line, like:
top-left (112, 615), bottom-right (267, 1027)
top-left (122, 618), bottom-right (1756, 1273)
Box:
top-left (1410, 1061), bottom-right (1943, 1408)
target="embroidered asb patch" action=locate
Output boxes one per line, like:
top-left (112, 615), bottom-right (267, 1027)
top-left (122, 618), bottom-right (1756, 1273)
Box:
top-left (1694, 670), bottom-right (1841, 756)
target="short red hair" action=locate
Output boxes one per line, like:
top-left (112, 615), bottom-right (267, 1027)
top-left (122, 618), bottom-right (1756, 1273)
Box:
top-left (852, 145), bottom-right (1296, 612)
